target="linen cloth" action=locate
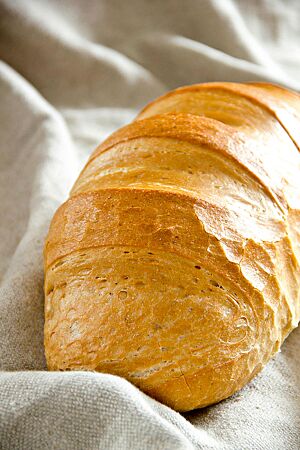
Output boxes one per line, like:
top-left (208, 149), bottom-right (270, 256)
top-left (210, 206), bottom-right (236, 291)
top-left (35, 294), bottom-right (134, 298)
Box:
top-left (0, 0), bottom-right (299, 448)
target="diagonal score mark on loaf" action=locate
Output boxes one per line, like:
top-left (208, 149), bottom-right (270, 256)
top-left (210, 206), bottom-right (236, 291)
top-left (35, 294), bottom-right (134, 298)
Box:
top-left (44, 83), bottom-right (300, 411)
top-left (138, 81), bottom-right (300, 151)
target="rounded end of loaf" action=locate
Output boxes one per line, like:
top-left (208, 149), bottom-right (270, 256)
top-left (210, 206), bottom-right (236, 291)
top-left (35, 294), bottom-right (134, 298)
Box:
top-left (44, 244), bottom-right (263, 412)
top-left (44, 188), bottom-right (286, 412)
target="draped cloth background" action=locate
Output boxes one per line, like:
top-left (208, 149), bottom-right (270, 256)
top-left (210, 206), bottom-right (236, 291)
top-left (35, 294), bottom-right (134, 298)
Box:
top-left (0, 1), bottom-right (299, 448)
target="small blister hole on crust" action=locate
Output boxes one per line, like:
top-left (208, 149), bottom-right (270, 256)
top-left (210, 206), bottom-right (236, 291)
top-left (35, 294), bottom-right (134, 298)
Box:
top-left (118, 290), bottom-right (128, 300)
top-left (46, 286), bottom-right (54, 296)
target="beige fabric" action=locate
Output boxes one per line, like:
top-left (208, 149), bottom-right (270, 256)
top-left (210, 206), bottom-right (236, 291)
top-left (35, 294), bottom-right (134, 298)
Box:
top-left (0, 0), bottom-right (299, 448)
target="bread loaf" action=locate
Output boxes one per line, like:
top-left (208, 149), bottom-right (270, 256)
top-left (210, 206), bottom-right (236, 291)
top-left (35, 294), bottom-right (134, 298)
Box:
top-left (44, 82), bottom-right (300, 411)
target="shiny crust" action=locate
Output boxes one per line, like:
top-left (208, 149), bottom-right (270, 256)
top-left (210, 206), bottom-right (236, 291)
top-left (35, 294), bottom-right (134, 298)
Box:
top-left (138, 82), bottom-right (300, 148)
top-left (44, 82), bottom-right (300, 411)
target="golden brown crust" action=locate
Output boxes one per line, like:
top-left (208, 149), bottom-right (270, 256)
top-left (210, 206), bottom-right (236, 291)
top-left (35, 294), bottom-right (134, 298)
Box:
top-left (44, 82), bottom-right (300, 411)
top-left (137, 82), bottom-right (300, 148)
top-left (45, 188), bottom-right (285, 269)
top-left (75, 112), bottom-right (300, 211)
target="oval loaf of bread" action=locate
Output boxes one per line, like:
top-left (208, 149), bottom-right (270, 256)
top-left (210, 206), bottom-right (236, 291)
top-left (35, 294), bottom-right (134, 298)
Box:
top-left (44, 82), bottom-right (300, 411)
